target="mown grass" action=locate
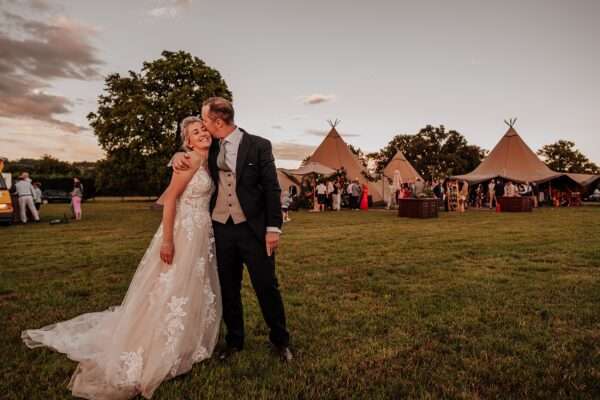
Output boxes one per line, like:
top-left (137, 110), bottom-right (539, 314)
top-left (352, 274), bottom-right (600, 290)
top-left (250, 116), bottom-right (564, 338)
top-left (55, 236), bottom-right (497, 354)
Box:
top-left (1, 202), bottom-right (599, 399)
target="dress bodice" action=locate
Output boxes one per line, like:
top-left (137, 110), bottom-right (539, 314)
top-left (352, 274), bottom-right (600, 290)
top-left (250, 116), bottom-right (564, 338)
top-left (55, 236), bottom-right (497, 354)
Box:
top-left (177, 167), bottom-right (214, 213)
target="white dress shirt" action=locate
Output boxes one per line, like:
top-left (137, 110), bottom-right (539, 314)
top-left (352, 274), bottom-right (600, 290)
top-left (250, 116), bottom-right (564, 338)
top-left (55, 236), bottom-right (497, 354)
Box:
top-left (220, 127), bottom-right (243, 173)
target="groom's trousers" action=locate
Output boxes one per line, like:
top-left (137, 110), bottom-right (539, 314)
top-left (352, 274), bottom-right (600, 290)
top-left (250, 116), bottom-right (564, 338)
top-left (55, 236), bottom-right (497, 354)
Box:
top-left (213, 219), bottom-right (290, 349)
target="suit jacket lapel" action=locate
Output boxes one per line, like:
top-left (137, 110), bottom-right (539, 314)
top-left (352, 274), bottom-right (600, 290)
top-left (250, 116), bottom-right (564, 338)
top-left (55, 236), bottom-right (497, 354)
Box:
top-left (236, 129), bottom-right (250, 178)
top-left (208, 139), bottom-right (219, 183)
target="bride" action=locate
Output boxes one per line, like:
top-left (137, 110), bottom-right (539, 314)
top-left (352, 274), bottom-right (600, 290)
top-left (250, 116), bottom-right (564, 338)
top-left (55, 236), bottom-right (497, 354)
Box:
top-left (22, 116), bottom-right (222, 399)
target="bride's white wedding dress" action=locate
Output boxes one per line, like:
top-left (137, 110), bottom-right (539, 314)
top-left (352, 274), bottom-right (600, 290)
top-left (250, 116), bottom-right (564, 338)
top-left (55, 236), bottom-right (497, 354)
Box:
top-left (22, 167), bottom-right (222, 399)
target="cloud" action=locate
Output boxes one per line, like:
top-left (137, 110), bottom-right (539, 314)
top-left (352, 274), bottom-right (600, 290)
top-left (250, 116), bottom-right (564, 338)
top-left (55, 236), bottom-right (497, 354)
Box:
top-left (148, 0), bottom-right (192, 18)
top-left (0, 10), bottom-right (103, 132)
top-left (305, 128), bottom-right (359, 137)
top-left (0, 118), bottom-right (104, 162)
top-left (29, 0), bottom-right (52, 11)
top-left (300, 94), bottom-right (336, 105)
top-left (272, 142), bottom-right (315, 161)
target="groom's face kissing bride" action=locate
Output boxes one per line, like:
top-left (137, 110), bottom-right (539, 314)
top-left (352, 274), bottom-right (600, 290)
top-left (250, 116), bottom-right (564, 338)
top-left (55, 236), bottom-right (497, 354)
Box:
top-left (200, 99), bottom-right (236, 139)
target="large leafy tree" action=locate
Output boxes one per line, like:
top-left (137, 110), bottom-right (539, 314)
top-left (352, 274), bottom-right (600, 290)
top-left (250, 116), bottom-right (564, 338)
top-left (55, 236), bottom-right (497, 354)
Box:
top-left (537, 140), bottom-right (599, 174)
top-left (368, 125), bottom-right (486, 181)
top-left (88, 50), bottom-right (232, 195)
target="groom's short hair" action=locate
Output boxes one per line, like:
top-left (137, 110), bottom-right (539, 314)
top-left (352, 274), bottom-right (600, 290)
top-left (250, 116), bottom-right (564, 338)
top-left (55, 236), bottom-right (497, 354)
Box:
top-left (203, 97), bottom-right (234, 124)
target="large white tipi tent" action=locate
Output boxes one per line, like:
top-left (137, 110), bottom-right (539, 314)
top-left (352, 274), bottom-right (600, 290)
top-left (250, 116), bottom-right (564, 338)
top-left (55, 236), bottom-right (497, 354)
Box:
top-left (306, 121), bottom-right (383, 202)
top-left (383, 151), bottom-right (423, 182)
top-left (452, 123), bottom-right (562, 184)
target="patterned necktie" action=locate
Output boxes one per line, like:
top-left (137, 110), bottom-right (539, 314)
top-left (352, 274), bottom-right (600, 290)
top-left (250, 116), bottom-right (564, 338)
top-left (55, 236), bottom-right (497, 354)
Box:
top-left (217, 139), bottom-right (230, 171)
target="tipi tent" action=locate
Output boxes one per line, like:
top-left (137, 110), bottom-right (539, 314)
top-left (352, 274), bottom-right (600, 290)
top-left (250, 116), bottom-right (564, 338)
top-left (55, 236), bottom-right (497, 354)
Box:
top-left (307, 122), bottom-right (383, 202)
top-left (452, 125), bottom-right (562, 184)
top-left (276, 169), bottom-right (300, 193)
top-left (383, 151), bottom-right (423, 182)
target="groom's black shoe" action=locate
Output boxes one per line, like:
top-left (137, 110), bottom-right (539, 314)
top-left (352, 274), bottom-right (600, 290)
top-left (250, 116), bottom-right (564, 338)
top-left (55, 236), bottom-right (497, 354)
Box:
top-left (218, 346), bottom-right (241, 361)
top-left (275, 346), bottom-right (293, 363)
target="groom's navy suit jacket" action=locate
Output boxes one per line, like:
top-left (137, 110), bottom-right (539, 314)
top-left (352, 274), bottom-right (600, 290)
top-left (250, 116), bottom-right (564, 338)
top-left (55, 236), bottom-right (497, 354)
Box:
top-left (208, 128), bottom-right (283, 242)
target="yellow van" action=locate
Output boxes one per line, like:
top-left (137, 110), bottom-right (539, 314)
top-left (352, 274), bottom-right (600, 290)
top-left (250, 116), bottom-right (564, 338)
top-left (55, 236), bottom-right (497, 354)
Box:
top-left (0, 159), bottom-right (14, 225)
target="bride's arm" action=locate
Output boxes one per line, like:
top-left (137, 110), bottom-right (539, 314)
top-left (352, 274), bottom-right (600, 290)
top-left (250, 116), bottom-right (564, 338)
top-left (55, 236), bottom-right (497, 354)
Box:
top-left (159, 165), bottom-right (199, 265)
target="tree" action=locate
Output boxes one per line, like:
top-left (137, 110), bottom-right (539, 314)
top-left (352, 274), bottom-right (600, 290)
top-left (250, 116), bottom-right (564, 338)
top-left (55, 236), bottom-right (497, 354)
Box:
top-left (4, 155), bottom-right (93, 178)
top-left (88, 50), bottom-right (232, 195)
top-left (368, 125), bottom-right (486, 181)
top-left (537, 140), bottom-right (599, 174)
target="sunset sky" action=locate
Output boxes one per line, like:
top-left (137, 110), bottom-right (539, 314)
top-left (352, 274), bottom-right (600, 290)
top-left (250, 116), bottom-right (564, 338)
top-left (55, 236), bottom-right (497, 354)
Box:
top-left (1, 0), bottom-right (599, 168)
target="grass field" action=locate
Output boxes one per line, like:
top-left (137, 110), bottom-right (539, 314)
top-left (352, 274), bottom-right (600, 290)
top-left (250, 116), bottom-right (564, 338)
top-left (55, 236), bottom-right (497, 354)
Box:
top-left (1, 202), bottom-right (600, 399)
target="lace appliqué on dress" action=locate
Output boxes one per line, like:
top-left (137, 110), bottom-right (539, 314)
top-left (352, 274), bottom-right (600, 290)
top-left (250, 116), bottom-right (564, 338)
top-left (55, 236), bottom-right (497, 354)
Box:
top-left (192, 346), bottom-right (209, 363)
top-left (118, 347), bottom-right (144, 387)
top-left (163, 296), bottom-right (188, 355)
top-left (203, 281), bottom-right (217, 324)
top-left (148, 268), bottom-right (175, 307)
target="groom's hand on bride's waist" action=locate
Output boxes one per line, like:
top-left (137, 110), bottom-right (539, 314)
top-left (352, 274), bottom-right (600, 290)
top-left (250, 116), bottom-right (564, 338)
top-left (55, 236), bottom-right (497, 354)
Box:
top-left (172, 152), bottom-right (192, 173)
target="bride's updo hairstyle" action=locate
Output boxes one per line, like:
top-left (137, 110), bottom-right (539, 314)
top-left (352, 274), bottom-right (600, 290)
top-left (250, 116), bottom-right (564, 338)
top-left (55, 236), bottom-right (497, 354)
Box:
top-left (179, 116), bottom-right (203, 151)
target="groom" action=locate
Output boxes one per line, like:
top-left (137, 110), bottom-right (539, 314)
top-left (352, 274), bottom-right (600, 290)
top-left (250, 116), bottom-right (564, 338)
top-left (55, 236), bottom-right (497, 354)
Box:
top-left (172, 97), bottom-right (292, 361)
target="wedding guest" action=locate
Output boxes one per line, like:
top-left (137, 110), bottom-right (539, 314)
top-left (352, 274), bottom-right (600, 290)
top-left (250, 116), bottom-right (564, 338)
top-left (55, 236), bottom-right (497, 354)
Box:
top-left (475, 184), bottom-right (483, 208)
top-left (360, 183), bottom-right (369, 211)
top-left (386, 179), bottom-right (397, 210)
top-left (326, 180), bottom-right (334, 210)
top-left (346, 180), bottom-right (354, 209)
top-left (15, 173), bottom-right (40, 223)
top-left (71, 181), bottom-right (83, 220)
top-left (32, 182), bottom-right (43, 211)
top-left (458, 181), bottom-right (469, 213)
top-left (288, 184), bottom-right (298, 200)
top-left (332, 181), bottom-right (341, 211)
top-left (504, 181), bottom-right (518, 197)
top-left (442, 181), bottom-right (449, 211)
top-left (400, 183), bottom-right (411, 199)
top-left (414, 177), bottom-right (424, 197)
top-left (74, 177), bottom-right (84, 195)
top-left (530, 182), bottom-right (539, 207)
top-left (281, 190), bottom-right (291, 222)
top-left (488, 179), bottom-right (496, 209)
top-left (494, 179), bottom-right (505, 201)
top-left (351, 179), bottom-right (362, 210)
top-left (316, 180), bottom-right (327, 212)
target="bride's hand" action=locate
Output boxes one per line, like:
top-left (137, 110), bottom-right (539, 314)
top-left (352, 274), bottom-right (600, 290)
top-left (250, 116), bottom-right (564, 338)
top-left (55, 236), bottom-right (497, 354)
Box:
top-left (160, 241), bottom-right (175, 265)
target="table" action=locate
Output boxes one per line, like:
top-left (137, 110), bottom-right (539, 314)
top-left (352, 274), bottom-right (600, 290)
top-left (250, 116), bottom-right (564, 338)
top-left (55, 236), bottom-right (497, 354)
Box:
top-left (498, 196), bottom-right (533, 212)
top-left (398, 198), bottom-right (439, 218)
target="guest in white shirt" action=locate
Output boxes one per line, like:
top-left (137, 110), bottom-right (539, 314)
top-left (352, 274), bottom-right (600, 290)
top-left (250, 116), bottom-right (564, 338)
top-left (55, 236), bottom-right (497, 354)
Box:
top-left (15, 173), bottom-right (40, 223)
top-left (316, 181), bottom-right (327, 212)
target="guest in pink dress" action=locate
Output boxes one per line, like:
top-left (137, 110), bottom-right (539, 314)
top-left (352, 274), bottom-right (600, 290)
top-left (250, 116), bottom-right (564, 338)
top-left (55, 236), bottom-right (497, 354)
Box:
top-left (360, 184), bottom-right (369, 211)
top-left (71, 181), bottom-right (83, 220)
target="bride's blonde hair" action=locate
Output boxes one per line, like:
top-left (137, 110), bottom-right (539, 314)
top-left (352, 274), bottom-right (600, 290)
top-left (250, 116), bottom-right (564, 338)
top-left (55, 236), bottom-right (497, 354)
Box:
top-left (179, 116), bottom-right (203, 151)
